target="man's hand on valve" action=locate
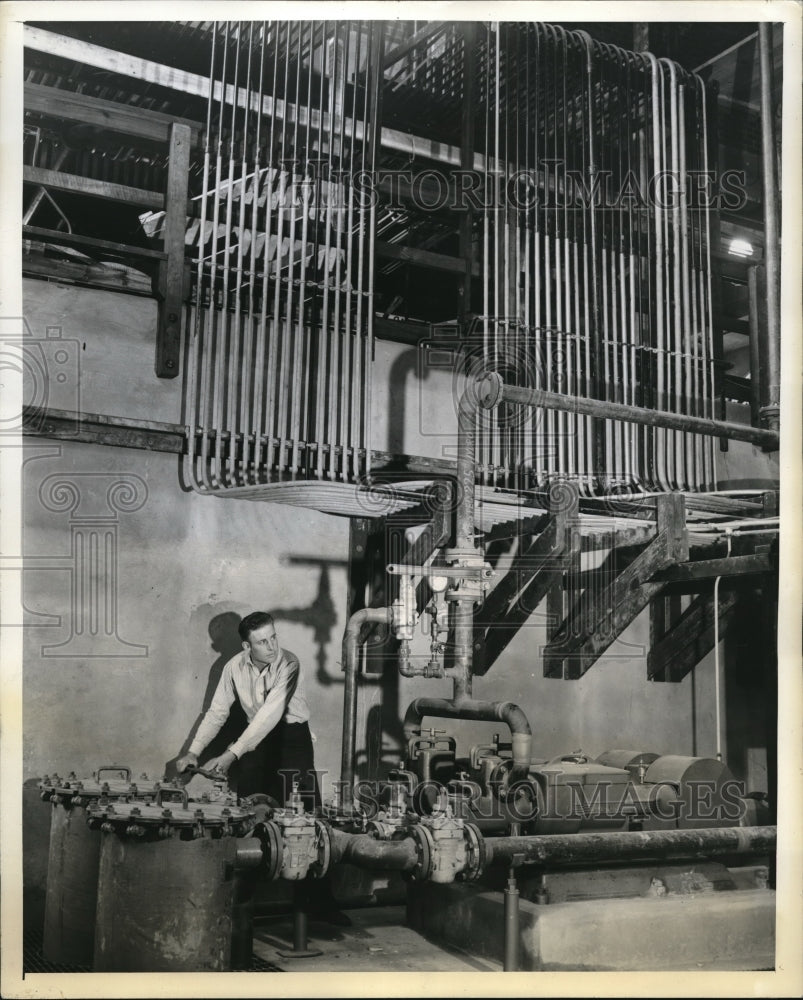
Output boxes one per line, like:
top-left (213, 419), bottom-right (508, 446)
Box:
top-left (204, 749), bottom-right (237, 776)
top-left (176, 752), bottom-right (198, 774)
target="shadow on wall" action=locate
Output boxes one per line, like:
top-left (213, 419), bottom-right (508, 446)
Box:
top-left (164, 610), bottom-right (247, 780)
top-left (162, 560), bottom-right (344, 780)
top-left (274, 560), bottom-right (341, 686)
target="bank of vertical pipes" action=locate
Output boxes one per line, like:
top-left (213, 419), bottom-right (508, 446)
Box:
top-left (185, 20), bottom-right (377, 495)
top-left (478, 25), bottom-right (715, 496)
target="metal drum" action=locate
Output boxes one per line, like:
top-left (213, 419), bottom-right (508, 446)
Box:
top-left (90, 787), bottom-right (258, 972)
top-left (643, 755), bottom-right (740, 829)
top-left (40, 766), bottom-right (160, 966)
top-left (23, 777), bottom-right (53, 936)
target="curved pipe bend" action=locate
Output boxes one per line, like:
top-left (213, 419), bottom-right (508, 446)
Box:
top-left (402, 696), bottom-right (533, 771)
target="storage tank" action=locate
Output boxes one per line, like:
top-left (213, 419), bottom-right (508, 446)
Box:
top-left (40, 766), bottom-right (160, 966)
top-left (89, 787), bottom-right (258, 971)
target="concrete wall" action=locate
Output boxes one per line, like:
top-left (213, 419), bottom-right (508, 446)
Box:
top-left (19, 279), bottom-right (776, 793)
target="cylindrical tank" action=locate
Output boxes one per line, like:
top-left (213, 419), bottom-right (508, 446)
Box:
top-left (643, 755), bottom-right (740, 829)
top-left (23, 778), bottom-right (52, 936)
top-left (41, 766), bottom-right (159, 967)
top-left (90, 792), bottom-right (257, 971)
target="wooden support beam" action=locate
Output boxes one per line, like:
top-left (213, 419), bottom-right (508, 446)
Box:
top-left (482, 514), bottom-right (549, 545)
top-left (383, 22), bottom-right (446, 68)
top-left (24, 81), bottom-right (201, 145)
top-left (23, 25), bottom-right (482, 172)
top-left (475, 484), bottom-right (580, 676)
top-left (651, 552), bottom-right (775, 584)
top-left (23, 165), bottom-right (164, 209)
top-left (544, 494), bottom-right (688, 680)
top-left (24, 225), bottom-right (167, 261)
top-left (22, 407), bottom-right (462, 479)
top-left (648, 590), bottom-right (740, 682)
top-left (22, 406), bottom-right (185, 453)
top-left (373, 316), bottom-right (431, 346)
top-left (375, 240), bottom-right (478, 276)
top-left (23, 250), bottom-right (153, 295)
top-left (155, 123), bottom-right (192, 378)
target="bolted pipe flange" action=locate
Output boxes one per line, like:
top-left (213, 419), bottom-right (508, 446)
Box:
top-left (308, 819), bottom-right (333, 879)
top-left (475, 370), bottom-right (504, 409)
top-left (253, 820), bottom-right (284, 881)
top-left (458, 822), bottom-right (486, 881)
top-left (406, 823), bottom-right (434, 882)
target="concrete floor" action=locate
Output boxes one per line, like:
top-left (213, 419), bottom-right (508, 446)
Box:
top-left (252, 904), bottom-right (502, 972)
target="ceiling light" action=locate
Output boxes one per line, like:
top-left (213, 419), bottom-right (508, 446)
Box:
top-left (728, 238), bottom-right (754, 258)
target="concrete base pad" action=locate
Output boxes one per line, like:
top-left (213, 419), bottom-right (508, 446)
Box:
top-left (407, 882), bottom-right (775, 971)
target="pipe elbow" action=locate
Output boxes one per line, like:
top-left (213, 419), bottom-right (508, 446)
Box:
top-left (342, 608), bottom-right (391, 664)
top-left (497, 701), bottom-right (532, 736)
top-left (497, 702), bottom-right (532, 771)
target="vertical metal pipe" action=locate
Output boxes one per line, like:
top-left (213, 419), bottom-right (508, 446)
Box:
top-left (187, 22), bottom-right (217, 493)
top-left (278, 26), bottom-right (303, 474)
top-left (364, 25), bottom-right (384, 481)
top-left (698, 75), bottom-right (717, 487)
top-left (267, 25), bottom-right (292, 475)
top-left (244, 23), bottom-right (267, 486)
top-left (758, 22), bottom-right (781, 433)
top-left (663, 58), bottom-right (685, 489)
top-left (747, 265), bottom-right (763, 426)
top-left (232, 23), bottom-right (255, 486)
top-left (341, 607), bottom-right (392, 792)
top-left (255, 22), bottom-right (282, 480)
top-left (677, 81), bottom-right (695, 489)
top-left (331, 25), bottom-right (349, 480)
top-left (503, 867), bottom-right (520, 971)
top-left (294, 22), bottom-right (316, 476)
top-left (644, 53), bottom-right (670, 491)
top-left (481, 23), bottom-right (491, 488)
top-left (207, 23), bottom-right (231, 490)
top-left (452, 386), bottom-right (481, 701)
top-left (219, 23), bottom-right (242, 486)
top-left (353, 22), bottom-right (369, 481)
top-left (313, 24), bottom-right (330, 480)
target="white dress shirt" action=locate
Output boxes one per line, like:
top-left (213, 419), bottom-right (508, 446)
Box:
top-left (188, 647), bottom-right (310, 760)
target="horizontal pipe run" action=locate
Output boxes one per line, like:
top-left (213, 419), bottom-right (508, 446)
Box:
top-left (484, 825), bottom-right (777, 868)
top-left (477, 374), bottom-right (779, 451)
top-left (330, 829), bottom-right (418, 871)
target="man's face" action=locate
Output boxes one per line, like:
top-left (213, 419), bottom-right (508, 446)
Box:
top-left (244, 623), bottom-right (279, 667)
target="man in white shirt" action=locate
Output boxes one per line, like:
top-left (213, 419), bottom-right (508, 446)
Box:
top-left (176, 611), bottom-right (318, 808)
top-left (176, 611), bottom-right (349, 926)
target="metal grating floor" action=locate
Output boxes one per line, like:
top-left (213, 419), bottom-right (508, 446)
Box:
top-left (23, 929), bottom-right (91, 974)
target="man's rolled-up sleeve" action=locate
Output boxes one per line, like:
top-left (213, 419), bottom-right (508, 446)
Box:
top-left (188, 659), bottom-right (237, 757)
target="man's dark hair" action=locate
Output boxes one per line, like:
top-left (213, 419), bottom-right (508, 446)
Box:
top-left (238, 611), bottom-right (275, 642)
